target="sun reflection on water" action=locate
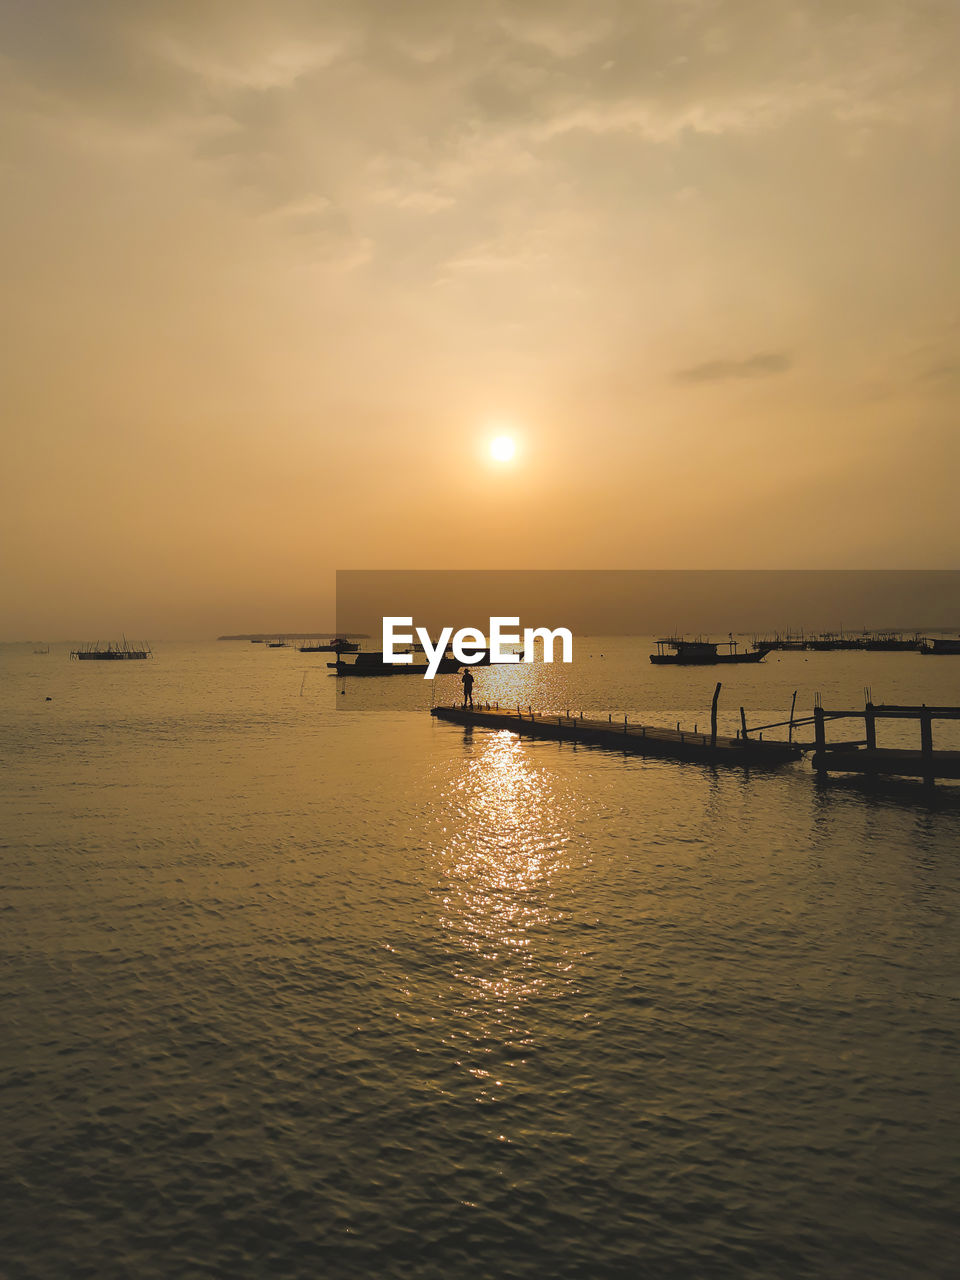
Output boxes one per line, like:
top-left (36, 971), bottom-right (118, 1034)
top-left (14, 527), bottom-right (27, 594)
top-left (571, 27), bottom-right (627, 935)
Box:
top-left (432, 729), bottom-right (582, 1009)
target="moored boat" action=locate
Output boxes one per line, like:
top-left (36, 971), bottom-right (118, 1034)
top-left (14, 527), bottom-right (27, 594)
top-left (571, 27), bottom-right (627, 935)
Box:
top-left (330, 651), bottom-right (470, 676)
top-left (651, 638), bottom-right (769, 666)
top-left (920, 637), bottom-right (960, 655)
top-left (330, 649), bottom-right (496, 676)
top-left (299, 637), bottom-right (360, 653)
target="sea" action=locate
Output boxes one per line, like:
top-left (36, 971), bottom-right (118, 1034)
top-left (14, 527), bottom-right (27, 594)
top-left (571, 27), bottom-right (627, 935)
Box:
top-left (2, 639), bottom-right (959, 1279)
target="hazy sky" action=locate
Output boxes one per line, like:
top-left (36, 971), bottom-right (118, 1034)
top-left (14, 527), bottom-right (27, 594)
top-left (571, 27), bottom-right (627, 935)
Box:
top-left (338, 571), bottom-right (960, 638)
top-left (2, 1), bottom-right (958, 637)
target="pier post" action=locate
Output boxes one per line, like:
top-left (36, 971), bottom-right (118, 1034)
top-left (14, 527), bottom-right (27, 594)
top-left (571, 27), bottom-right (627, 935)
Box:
top-left (788, 690), bottom-right (797, 744)
top-left (864, 702), bottom-right (877, 751)
top-left (813, 706), bottom-right (827, 775)
top-left (710, 682), bottom-right (721, 749)
top-left (740, 707), bottom-right (748, 741)
top-left (920, 707), bottom-right (935, 787)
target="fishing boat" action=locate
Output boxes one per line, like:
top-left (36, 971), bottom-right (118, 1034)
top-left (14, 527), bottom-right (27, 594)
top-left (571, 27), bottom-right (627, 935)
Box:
top-left (267, 639), bottom-right (288, 648)
top-left (298, 637), bottom-right (360, 653)
top-left (329, 650), bottom-right (487, 677)
top-left (920, 637), bottom-right (960, 655)
top-left (71, 639), bottom-right (152, 661)
top-left (650, 638), bottom-right (769, 666)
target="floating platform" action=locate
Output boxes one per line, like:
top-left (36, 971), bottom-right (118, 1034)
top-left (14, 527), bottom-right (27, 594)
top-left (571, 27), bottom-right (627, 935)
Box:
top-left (71, 639), bottom-right (151, 660)
top-left (431, 704), bottom-right (802, 768)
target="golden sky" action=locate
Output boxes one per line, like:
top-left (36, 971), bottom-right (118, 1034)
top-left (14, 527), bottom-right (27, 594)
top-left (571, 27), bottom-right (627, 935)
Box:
top-left (1, 1), bottom-right (958, 637)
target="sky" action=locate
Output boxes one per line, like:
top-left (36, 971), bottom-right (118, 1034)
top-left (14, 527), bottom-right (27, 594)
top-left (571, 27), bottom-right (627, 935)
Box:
top-left (337, 571), bottom-right (960, 638)
top-left (1, 0), bottom-right (958, 638)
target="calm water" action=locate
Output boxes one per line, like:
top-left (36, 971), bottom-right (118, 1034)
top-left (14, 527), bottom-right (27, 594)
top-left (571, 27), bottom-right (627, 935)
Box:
top-left (2, 641), bottom-right (959, 1279)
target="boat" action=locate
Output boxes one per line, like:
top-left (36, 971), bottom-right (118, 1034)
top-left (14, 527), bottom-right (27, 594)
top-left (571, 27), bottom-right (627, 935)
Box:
top-left (71, 639), bottom-right (152, 661)
top-left (298, 637), bottom-right (360, 653)
top-left (650, 638), bottom-right (769, 666)
top-left (920, 637), bottom-right (960, 655)
top-left (329, 651), bottom-right (483, 677)
top-left (33, 643), bottom-right (50, 654)
top-left (267, 639), bottom-right (288, 648)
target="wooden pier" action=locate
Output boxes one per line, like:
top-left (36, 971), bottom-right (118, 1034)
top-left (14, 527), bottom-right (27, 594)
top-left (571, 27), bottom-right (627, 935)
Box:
top-left (431, 703), bottom-right (802, 768)
top-left (432, 695), bottom-right (960, 787)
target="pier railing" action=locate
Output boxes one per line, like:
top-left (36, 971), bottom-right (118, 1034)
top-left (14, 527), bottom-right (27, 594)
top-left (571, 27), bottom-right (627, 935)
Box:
top-left (811, 701), bottom-right (960, 785)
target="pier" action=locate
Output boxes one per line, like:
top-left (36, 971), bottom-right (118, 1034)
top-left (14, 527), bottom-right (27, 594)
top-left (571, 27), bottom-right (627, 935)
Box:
top-left (431, 701), bottom-right (802, 768)
top-left (432, 696), bottom-right (960, 787)
top-left (811, 702), bottom-right (960, 785)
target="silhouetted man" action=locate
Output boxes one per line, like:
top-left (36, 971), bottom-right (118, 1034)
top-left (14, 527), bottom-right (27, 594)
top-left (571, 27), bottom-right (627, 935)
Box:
top-left (461, 668), bottom-right (474, 708)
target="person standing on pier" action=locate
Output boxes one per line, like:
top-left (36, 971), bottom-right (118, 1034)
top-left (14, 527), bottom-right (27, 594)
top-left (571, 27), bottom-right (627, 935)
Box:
top-left (461, 667), bottom-right (474, 709)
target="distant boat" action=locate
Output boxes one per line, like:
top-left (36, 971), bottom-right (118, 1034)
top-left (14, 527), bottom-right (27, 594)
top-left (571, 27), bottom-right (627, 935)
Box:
top-left (298, 638), bottom-right (360, 653)
top-left (330, 649), bottom-right (500, 676)
top-left (71, 639), bottom-right (152, 661)
top-left (33, 643), bottom-right (50, 654)
top-left (329, 651), bottom-right (481, 677)
top-left (267, 639), bottom-right (288, 648)
top-left (920, 637), bottom-right (960, 655)
top-left (651, 638), bottom-right (769, 666)
top-left (250, 639), bottom-right (264, 644)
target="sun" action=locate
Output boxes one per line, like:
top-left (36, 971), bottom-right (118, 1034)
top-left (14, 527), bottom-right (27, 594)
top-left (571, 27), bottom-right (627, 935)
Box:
top-left (490, 435), bottom-right (516, 463)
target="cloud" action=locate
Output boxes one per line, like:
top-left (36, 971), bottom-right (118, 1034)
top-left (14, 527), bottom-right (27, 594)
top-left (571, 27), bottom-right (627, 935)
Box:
top-left (675, 352), bottom-right (793, 384)
top-left (370, 186), bottom-right (456, 214)
top-left (1, 0), bottom-right (959, 632)
top-left (918, 362), bottom-right (960, 385)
